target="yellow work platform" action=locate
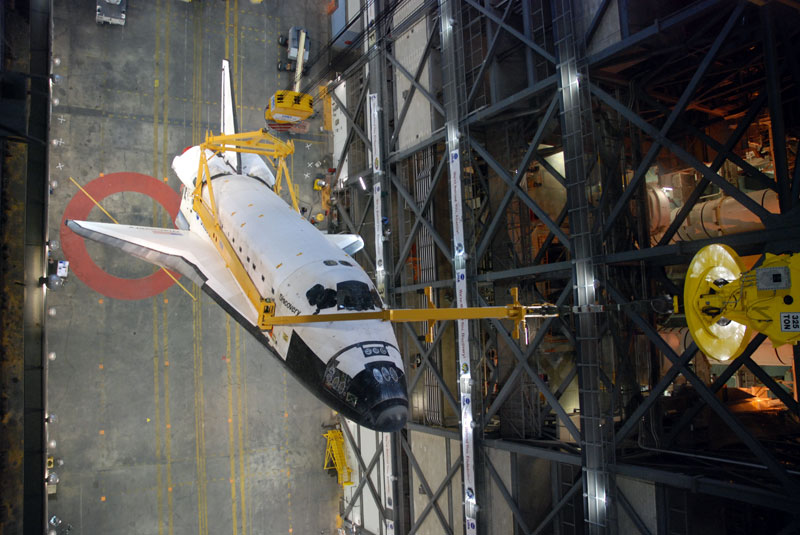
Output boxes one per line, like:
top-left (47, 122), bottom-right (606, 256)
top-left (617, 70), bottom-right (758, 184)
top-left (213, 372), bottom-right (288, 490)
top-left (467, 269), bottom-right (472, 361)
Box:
top-left (323, 429), bottom-right (353, 486)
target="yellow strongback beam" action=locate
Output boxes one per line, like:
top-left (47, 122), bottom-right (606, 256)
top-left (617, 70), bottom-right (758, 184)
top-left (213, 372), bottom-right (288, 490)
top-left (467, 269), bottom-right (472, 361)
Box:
top-left (192, 128), bottom-right (298, 328)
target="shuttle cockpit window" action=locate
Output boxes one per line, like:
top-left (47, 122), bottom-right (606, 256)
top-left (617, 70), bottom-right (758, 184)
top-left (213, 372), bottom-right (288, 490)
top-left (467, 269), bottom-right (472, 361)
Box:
top-left (306, 280), bottom-right (383, 314)
top-left (336, 281), bottom-right (378, 311)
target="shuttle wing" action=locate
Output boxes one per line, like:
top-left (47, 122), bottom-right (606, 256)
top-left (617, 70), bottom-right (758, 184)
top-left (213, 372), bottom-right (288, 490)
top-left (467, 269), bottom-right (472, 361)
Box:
top-left (65, 220), bottom-right (258, 324)
top-left (324, 233), bottom-right (365, 256)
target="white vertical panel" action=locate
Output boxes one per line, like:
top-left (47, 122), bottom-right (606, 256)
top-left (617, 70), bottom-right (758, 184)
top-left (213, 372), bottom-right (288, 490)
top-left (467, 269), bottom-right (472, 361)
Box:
top-left (362, 429), bottom-right (380, 533)
top-left (332, 81), bottom-right (349, 185)
top-left (393, 18), bottom-right (433, 151)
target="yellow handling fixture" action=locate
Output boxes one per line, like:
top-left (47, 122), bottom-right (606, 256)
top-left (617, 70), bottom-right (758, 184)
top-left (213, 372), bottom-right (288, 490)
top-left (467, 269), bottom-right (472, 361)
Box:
top-left (323, 429), bottom-right (353, 486)
top-left (192, 128), bottom-right (299, 329)
top-left (685, 244), bottom-right (800, 361)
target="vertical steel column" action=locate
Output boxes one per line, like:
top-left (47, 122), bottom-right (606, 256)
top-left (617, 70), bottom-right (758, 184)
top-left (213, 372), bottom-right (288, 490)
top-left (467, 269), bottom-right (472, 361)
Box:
top-left (369, 0), bottom-right (389, 299)
top-left (552, 0), bottom-right (610, 532)
top-left (368, 3), bottom-right (399, 535)
top-left (438, 0), bottom-right (478, 533)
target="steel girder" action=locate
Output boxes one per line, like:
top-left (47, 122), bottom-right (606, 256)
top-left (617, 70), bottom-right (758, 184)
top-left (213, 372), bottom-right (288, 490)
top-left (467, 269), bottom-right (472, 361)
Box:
top-left (591, 83), bottom-right (774, 223)
top-left (469, 136), bottom-right (570, 248)
top-left (553, 0), bottom-right (612, 530)
top-left (339, 420), bottom-right (387, 522)
top-left (392, 151), bottom-right (448, 283)
top-left (661, 334), bottom-right (767, 446)
top-left (386, 52), bottom-right (446, 119)
top-left (464, 0), bottom-right (515, 108)
top-left (330, 90), bottom-right (371, 148)
top-left (484, 454), bottom-right (532, 534)
top-left (615, 485), bottom-right (653, 535)
top-left (655, 91), bottom-right (770, 245)
top-left (401, 434), bottom-right (456, 535)
top-left (606, 282), bottom-right (800, 494)
top-left (460, 0), bottom-right (556, 65)
top-left (403, 321), bottom-right (460, 415)
top-left (332, 78), bottom-right (370, 187)
top-left (389, 23), bottom-right (439, 152)
top-left (477, 289), bottom-right (580, 441)
top-left (473, 93), bottom-right (561, 262)
top-left (335, 199), bottom-right (377, 272)
top-left (761, 4), bottom-right (791, 213)
top-left (389, 169), bottom-right (453, 265)
top-left (599, 1), bottom-right (745, 238)
top-left (587, 0), bottom-right (725, 67)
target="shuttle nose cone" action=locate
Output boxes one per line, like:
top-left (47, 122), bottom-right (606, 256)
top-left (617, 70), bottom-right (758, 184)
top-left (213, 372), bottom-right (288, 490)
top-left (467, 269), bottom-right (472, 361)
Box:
top-left (374, 404), bottom-right (408, 432)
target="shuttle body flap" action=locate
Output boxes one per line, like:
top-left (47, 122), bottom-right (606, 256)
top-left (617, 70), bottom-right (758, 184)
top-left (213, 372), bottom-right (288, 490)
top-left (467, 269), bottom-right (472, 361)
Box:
top-left (65, 219), bottom-right (257, 324)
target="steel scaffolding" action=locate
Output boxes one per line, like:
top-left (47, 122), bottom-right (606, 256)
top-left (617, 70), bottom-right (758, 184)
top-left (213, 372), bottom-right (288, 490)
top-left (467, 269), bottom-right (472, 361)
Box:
top-left (331, 0), bottom-right (800, 533)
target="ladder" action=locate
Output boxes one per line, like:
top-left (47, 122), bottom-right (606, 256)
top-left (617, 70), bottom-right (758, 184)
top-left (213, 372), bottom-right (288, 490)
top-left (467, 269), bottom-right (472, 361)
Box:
top-left (323, 429), bottom-right (353, 486)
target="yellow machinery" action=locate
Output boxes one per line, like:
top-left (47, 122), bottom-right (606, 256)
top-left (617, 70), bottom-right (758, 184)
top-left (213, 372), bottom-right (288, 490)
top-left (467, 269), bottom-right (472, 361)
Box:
top-left (262, 287), bottom-right (558, 342)
top-left (192, 128), bottom-right (299, 329)
top-left (684, 244), bottom-right (800, 361)
top-left (192, 131), bottom-right (561, 334)
top-left (265, 29), bottom-right (314, 125)
top-left (323, 429), bottom-right (353, 486)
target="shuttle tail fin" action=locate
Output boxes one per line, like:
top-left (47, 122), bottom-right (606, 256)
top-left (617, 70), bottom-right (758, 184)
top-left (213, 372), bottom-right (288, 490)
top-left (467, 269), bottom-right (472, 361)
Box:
top-left (220, 58), bottom-right (241, 173)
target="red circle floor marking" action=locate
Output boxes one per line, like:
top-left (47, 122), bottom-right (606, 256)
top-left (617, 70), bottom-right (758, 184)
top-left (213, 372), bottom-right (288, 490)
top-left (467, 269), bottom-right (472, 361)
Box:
top-left (61, 172), bottom-right (183, 300)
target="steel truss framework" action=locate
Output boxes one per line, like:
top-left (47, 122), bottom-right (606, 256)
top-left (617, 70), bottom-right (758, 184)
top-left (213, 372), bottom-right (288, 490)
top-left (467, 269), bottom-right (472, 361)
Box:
top-left (331, 0), bottom-right (800, 533)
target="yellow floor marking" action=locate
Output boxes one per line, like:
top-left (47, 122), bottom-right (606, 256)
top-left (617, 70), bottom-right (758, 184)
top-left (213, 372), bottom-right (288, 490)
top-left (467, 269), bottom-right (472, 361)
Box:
top-left (161, 0), bottom-right (172, 193)
top-left (153, 297), bottom-right (164, 535)
top-left (241, 331), bottom-right (251, 535)
top-left (282, 370), bottom-right (293, 533)
top-left (192, 283), bottom-right (209, 535)
top-left (162, 299), bottom-right (174, 535)
top-left (235, 324), bottom-right (247, 535)
top-left (225, 317), bottom-right (239, 535)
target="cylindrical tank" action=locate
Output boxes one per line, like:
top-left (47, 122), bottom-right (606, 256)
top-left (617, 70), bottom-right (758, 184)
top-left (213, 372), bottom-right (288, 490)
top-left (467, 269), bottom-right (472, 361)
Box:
top-left (648, 187), bottom-right (779, 242)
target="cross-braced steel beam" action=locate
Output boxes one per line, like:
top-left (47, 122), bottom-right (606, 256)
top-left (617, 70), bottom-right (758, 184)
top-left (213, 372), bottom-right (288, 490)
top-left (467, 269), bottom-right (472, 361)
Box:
top-left (600, 2), bottom-right (745, 237)
top-left (464, 0), bottom-right (515, 108)
top-left (339, 421), bottom-right (387, 521)
top-left (469, 136), bottom-right (570, 249)
top-left (591, 83), bottom-right (773, 224)
top-left (477, 289), bottom-right (580, 441)
top-left (389, 22), bottom-right (439, 151)
top-left (401, 434), bottom-right (454, 535)
top-left (386, 52), bottom-right (446, 118)
top-left (607, 282), bottom-right (800, 493)
top-left (390, 170), bottom-right (453, 262)
top-left (474, 93), bottom-right (560, 262)
top-left (485, 454), bottom-right (532, 534)
top-left (404, 321), bottom-right (459, 415)
top-left (461, 0), bottom-right (556, 64)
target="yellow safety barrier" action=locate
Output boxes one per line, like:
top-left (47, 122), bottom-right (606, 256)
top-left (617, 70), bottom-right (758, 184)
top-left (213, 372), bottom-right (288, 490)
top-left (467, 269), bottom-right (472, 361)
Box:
top-left (323, 429), bottom-right (353, 486)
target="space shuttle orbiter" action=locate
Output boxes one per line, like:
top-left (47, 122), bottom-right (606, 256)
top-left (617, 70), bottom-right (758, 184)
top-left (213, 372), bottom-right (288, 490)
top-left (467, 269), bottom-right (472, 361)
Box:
top-left (65, 60), bottom-right (408, 432)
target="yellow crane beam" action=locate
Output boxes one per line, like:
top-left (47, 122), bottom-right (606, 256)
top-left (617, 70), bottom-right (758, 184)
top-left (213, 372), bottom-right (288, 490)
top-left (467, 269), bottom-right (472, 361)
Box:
top-left (262, 288), bottom-right (559, 342)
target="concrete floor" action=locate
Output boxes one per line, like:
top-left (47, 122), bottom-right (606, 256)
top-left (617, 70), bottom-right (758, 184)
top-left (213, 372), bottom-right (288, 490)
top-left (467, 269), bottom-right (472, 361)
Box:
top-left (46, 1), bottom-right (339, 533)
